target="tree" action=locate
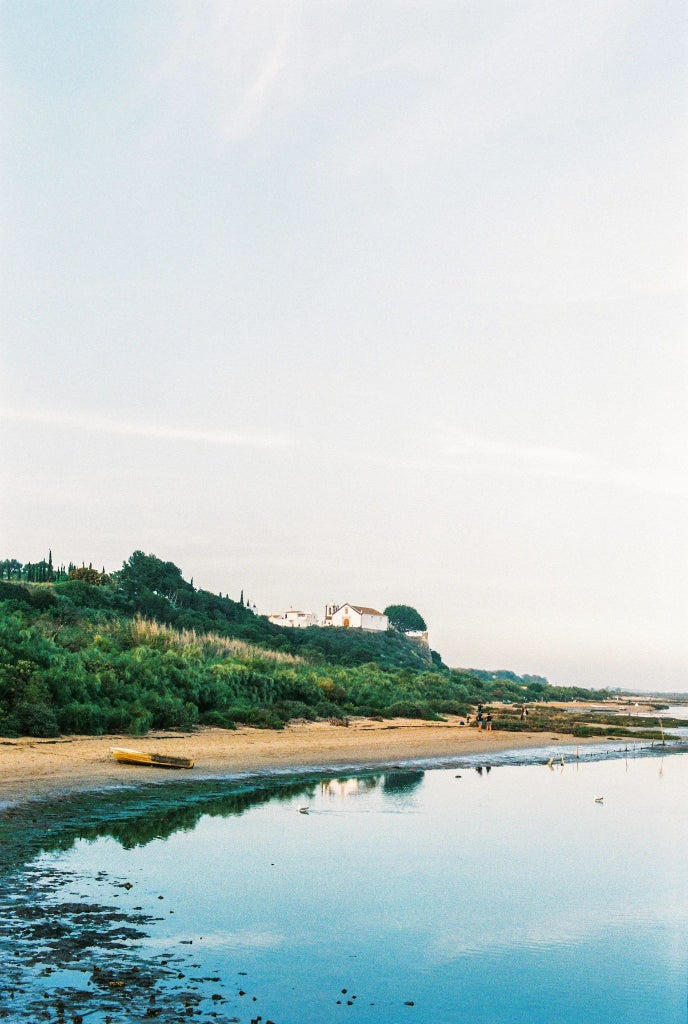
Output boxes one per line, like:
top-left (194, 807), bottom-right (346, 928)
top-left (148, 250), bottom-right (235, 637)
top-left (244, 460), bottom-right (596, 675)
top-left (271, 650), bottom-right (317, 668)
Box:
top-left (117, 551), bottom-right (193, 606)
top-left (384, 604), bottom-right (427, 633)
top-left (0, 559), bottom-right (22, 580)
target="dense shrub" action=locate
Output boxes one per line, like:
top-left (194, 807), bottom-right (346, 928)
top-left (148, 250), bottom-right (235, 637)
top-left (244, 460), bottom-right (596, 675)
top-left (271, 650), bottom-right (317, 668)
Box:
top-left (0, 582), bottom-right (31, 605)
top-left (7, 699), bottom-right (60, 737)
top-left (57, 701), bottom-right (109, 735)
top-left (381, 701), bottom-right (444, 721)
top-left (222, 707), bottom-right (285, 730)
top-left (198, 710), bottom-right (237, 729)
top-left (429, 699), bottom-right (471, 717)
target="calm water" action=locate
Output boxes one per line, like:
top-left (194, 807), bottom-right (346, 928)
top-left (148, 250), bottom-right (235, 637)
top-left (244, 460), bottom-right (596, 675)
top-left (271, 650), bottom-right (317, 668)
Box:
top-left (2, 749), bottom-right (687, 1023)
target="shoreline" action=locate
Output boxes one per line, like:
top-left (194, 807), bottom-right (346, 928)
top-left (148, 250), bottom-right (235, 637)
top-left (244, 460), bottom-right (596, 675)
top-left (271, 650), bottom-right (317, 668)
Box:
top-left (0, 716), bottom-right (629, 806)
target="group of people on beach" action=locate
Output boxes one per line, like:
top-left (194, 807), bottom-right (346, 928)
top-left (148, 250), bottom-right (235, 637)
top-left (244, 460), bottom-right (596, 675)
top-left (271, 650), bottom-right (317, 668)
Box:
top-left (475, 703), bottom-right (492, 731)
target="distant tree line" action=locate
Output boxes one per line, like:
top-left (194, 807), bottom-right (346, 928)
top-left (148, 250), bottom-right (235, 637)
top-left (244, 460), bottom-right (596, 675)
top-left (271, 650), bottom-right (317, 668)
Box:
top-left (0, 552), bottom-right (110, 585)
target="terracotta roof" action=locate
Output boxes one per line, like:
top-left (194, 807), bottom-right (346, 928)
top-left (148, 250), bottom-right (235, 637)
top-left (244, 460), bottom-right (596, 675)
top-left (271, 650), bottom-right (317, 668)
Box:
top-left (347, 605), bottom-right (385, 617)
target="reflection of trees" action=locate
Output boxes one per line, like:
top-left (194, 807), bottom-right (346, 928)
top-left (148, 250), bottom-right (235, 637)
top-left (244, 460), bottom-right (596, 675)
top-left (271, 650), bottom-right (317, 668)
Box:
top-left (89, 783), bottom-right (318, 849)
top-left (381, 770), bottom-right (425, 794)
top-left (0, 769), bottom-right (428, 877)
top-left (0, 778), bottom-right (317, 875)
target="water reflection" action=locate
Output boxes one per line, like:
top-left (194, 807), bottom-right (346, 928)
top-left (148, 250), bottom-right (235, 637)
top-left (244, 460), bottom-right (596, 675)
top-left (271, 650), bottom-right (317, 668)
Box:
top-left (2, 755), bottom-right (688, 1024)
top-left (1, 770), bottom-right (427, 874)
top-left (0, 777), bottom-right (318, 875)
top-left (1, 770), bottom-right (432, 881)
top-left (320, 776), bottom-right (379, 798)
top-left (381, 770), bottom-right (424, 794)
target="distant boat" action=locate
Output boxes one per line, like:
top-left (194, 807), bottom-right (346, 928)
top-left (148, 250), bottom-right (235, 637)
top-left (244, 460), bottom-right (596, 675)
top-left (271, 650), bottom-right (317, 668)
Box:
top-left (111, 747), bottom-right (194, 769)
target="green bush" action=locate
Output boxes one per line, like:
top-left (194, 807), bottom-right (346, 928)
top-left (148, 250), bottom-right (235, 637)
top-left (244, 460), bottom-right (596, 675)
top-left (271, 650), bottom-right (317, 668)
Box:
top-left (198, 710), bottom-right (237, 729)
top-left (381, 700), bottom-right (443, 721)
top-left (28, 587), bottom-right (58, 610)
top-left (429, 699), bottom-right (470, 716)
top-left (58, 702), bottom-right (108, 735)
top-left (0, 582), bottom-right (31, 605)
top-left (273, 700), bottom-right (318, 722)
top-left (7, 700), bottom-right (60, 737)
top-left (315, 699), bottom-right (355, 718)
top-left (223, 706), bottom-right (285, 730)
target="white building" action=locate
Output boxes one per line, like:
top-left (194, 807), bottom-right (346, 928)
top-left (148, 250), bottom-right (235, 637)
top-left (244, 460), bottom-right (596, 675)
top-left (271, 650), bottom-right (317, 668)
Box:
top-left (325, 603), bottom-right (389, 632)
top-left (268, 609), bottom-right (319, 629)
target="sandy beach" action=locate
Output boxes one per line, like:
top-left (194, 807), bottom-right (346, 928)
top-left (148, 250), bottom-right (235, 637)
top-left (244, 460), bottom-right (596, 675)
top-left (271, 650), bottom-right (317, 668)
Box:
top-left (0, 716), bottom-right (614, 806)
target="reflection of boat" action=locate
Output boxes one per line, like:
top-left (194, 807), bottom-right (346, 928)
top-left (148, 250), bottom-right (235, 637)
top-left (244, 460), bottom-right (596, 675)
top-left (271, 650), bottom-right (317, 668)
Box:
top-left (111, 748), bottom-right (194, 769)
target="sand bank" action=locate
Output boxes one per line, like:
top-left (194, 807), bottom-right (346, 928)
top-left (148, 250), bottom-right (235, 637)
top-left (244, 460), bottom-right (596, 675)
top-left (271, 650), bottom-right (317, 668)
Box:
top-left (0, 717), bottom-right (611, 806)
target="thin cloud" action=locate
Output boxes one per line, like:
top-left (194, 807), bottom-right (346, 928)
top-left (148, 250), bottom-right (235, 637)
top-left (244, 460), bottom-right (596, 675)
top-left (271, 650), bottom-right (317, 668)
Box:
top-left (437, 430), bottom-right (597, 471)
top-left (1, 409), bottom-right (294, 450)
top-left (434, 428), bottom-right (687, 496)
top-left (220, 30), bottom-right (290, 142)
top-left (146, 2), bottom-right (297, 147)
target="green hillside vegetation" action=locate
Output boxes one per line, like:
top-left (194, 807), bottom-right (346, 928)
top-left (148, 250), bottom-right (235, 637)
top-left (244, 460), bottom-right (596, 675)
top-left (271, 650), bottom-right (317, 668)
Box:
top-left (0, 550), bottom-right (616, 738)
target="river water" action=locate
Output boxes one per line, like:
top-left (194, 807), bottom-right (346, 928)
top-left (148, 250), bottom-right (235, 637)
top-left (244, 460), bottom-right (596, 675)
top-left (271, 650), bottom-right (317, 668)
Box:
top-left (2, 747), bottom-right (687, 1023)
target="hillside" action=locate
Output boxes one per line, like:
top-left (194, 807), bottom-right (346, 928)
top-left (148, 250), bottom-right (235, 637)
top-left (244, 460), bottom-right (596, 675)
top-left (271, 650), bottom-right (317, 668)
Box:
top-left (0, 550), bottom-right (613, 737)
top-left (463, 667), bottom-right (605, 703)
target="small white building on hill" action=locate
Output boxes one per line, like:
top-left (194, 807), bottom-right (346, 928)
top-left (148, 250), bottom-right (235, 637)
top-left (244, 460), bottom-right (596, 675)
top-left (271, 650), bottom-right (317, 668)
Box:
top-left (326, 603), bottom-right (389, 632)
top-left (268, 609), bottom-right (319, 629)
top-left (269, 603), bottom-right (390, 632)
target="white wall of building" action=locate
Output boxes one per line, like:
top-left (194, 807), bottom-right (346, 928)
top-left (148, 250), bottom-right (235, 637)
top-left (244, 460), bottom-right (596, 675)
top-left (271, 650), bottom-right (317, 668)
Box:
top-left (360, 610), bottom-right (389, 631)
top-left (268, 609), bottom-right (319, 628)
top-left (328, 604), bottom-right (389, 631)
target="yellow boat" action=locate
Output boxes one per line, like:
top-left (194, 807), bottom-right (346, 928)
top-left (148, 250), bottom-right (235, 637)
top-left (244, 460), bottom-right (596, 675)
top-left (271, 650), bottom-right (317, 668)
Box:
top-left (111, 747), bottom-right (194, 769)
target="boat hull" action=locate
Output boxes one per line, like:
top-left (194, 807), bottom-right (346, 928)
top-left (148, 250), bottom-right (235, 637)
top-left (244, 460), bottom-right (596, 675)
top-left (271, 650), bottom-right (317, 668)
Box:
top-left (111, 747), bottom-right (194, 769)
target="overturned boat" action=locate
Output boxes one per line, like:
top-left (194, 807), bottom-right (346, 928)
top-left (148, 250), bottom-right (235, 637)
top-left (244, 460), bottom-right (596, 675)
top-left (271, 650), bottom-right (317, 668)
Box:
top-left (111, 747), bottom-right (194, 769)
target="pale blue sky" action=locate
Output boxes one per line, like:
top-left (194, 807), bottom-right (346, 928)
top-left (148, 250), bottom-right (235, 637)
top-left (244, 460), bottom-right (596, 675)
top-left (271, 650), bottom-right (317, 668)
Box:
top-left (2, 1), bottom-right (686, 689)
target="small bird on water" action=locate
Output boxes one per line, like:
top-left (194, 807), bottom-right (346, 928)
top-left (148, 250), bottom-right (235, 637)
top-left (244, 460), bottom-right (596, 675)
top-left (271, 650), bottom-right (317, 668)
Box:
top-left (298, 806), bottom-right (310, 814)
top-left (594, 797), bottom-right (604, 804)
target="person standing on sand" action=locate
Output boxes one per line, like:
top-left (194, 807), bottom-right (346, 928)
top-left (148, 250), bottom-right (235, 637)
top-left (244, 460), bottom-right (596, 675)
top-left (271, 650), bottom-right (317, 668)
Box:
top-left (476, 702), bottom-right (484, 730)
top-left (485, 714), bottom-right (492, 731)
top-left (520, 704), bottom-right (528, 721)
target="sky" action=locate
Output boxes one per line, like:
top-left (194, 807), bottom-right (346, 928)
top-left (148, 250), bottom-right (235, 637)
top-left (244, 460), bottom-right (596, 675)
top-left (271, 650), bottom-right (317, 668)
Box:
top-left (1, 1), bottom-right (686, 691)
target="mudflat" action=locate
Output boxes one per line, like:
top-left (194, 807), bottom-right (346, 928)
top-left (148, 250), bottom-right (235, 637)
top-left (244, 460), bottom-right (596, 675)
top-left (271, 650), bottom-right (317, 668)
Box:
top-left (0, 717), bottom-right (608, 805)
